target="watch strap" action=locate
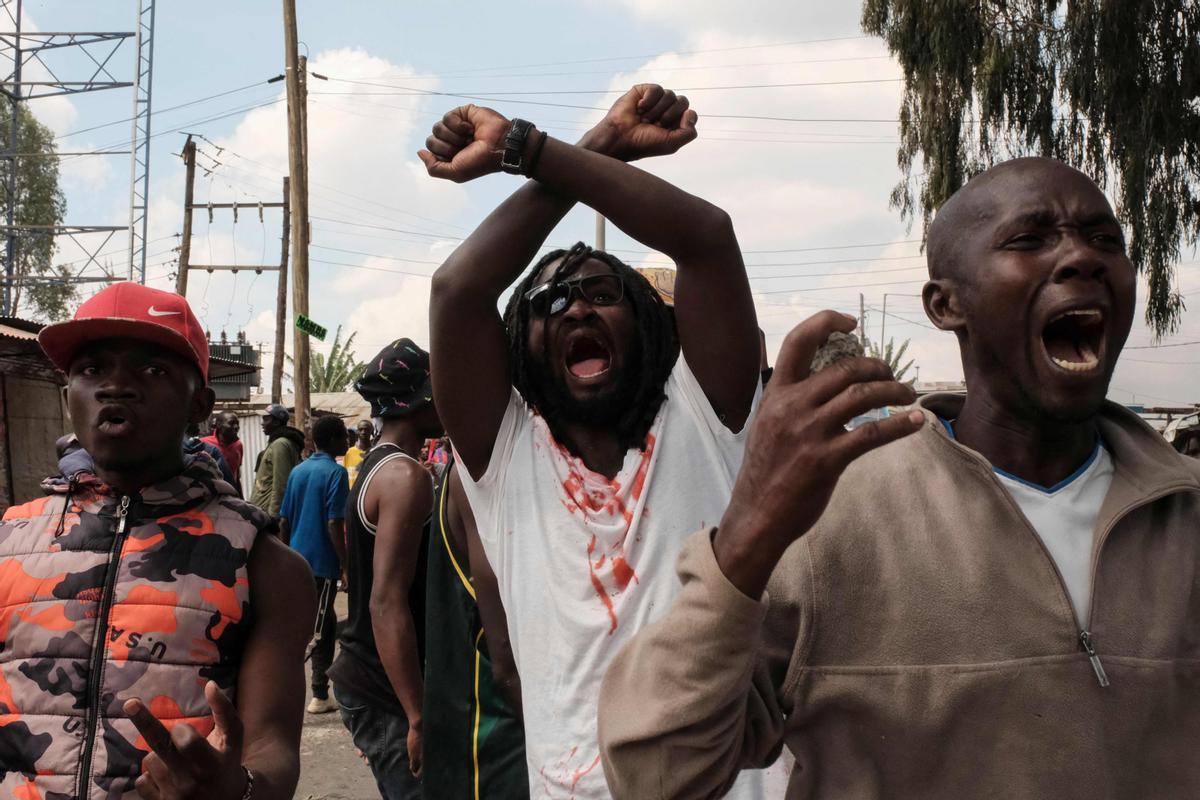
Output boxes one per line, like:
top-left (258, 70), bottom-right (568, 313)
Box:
top-left (500, 119), bottom-right (535, 175)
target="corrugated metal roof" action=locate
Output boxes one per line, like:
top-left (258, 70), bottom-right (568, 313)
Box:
top-left (0, 318), bottom-right (41, 341)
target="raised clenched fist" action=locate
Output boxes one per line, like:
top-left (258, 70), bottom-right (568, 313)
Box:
top-left (418, 104), bottom-right (512, 183)
top-left (581, 84), bottom-right (698, 162)
top-left (418, 84), bottom-right (699, 183)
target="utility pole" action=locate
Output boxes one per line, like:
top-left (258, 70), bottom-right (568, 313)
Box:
top-left (859, 293), bottom-right (866, 341)
top-left (299, 55), bottom-right (309, 196)
top-left (881, 293), bottom-right (889, 346)
top-left (595, 212), bottom-right (606, 251)
top-left (273, 177), bottom-right (290, 403)
top-left (282, 0), bottom-right (310, 435)
top-left (174, 136), bottom-right (196, 296)
top-left (173, 134), bottom-right (287, 405)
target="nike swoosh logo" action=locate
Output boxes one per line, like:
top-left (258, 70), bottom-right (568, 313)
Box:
top-left (147, 307), bottom-right (182, 317)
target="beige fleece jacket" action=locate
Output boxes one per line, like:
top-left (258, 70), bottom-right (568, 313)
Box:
top-left (598, 395), bottom-right (1200, 799)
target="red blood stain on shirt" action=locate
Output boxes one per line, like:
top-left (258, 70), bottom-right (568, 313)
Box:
top-left (586, 535), bottom-right (617, 634)
top-left (570, 754), bottom-right (602, 792)
top-left (552, 433), bottom-right (660, 633)
top-left (540, 745), bottom-right (602, 799)
top-left (630, 434), bottom-right (655, 502)
top-left (612, 555), bottom-right (637, 591)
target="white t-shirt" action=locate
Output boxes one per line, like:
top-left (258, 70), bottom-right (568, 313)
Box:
top-left (458, 357), bottom-right (788, 799)
top-left (994, 443), bottom-right (1114, 627)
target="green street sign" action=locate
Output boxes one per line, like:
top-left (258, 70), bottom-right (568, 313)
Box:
top-left (295, 314), bottom-right (327, 341)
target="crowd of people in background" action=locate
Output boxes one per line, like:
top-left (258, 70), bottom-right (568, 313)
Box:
top-left (2, 81), bottom-right (1200, 800)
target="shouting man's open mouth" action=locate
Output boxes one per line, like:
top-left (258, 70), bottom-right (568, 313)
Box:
top-left (565, 331), bottom-right (613, 380)
top-left (1040, 306), bottom-right (1106, 375)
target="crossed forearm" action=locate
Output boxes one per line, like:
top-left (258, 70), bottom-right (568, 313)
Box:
top-left (433, 181), bottom-right (576, 302)
top-left (525, 133), bottom-right (732, 263)
top-left (431, 126), bottom-right (617, 302)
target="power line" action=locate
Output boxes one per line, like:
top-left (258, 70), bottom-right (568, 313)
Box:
top-left (308, 93), bottom-right (898, 141)
top-left (311, 94), bottom-right (900, 146)
top-left (58, 98), bottom-right (287, 160)
top-left (309, 90), bottom-right (898, 124)
top-left (1126, 340), bottom-right (1200, 350)
top-left (866, 304), bottom-right (937, 330)
top-left (310, 244), bottom-right (440, 264)
top-left (426, 34), bottom-right (873, 75)
top-left (643, 238), bottom-right (921, 256)
top-left (309, 214), bottom-right (460, 241)
top-left (310, 257), bottom-right (433, 277)
top-left (324, 75), bottom-right (902, 96)
top-left (395, 53), bottom-right (893, 81)
top-left (758, 278), bottom-right (928, 295)
top-left (54, 79), bottom-right (273, 140)
top-left (1122, 357), bottom-right (1200, 365)
top-left (212, 146), bottom-right (467, 233)
top-left (1110, 386), bottom-right (1194, 406)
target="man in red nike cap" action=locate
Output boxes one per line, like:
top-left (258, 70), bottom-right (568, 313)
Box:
top-left (0, 282), bottom-right (315, 800)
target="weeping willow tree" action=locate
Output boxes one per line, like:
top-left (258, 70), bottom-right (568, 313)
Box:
top-left (862, 1), bottom-right (1200, 337)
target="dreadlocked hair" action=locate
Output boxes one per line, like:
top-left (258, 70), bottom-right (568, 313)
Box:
top-left (502, 242), bottom-right (679, 454)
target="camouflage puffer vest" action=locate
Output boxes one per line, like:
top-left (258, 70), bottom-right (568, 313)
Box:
top-left (0, 456), bottom-right (267, 800)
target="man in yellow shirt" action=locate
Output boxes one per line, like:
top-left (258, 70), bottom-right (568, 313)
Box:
top-left (344, 419), bottom-right (374, 487)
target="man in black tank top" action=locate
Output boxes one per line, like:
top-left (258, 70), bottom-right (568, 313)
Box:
top-left (424, 457), bottom-right (529, 797)
top-left (327, 339), bottom-right (441, 800)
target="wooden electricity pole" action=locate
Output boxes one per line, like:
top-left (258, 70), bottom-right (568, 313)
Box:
top-left (272, 176), bottom-right (290, 403)
top-left (172, 135), bottom-right (288, 401)
top-left (174, 136), bottom-right (196, 296)
top-left (282, 0), bottom-right (310, 434)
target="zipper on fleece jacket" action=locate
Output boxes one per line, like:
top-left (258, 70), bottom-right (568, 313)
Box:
top-left (1078, 631), bottom-right (1109, 687)
top-left (76, 494), bottom-right (131, 800)
top-left (1075, 482), bottom-right (1200, 690)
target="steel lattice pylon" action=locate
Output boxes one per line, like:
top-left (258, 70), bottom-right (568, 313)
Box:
top-left (1, 1), bottom-right (157, 316)
top-left (126, 0), bottom-right (154, 284)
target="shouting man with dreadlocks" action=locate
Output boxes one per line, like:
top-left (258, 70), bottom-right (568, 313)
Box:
top-left (420, 85), bottom-right (787, 798)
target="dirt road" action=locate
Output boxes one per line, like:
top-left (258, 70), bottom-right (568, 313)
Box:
top-left (295, 594), bottom-right (381, 800)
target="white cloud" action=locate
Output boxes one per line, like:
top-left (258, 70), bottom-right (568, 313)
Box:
top-left (597, 0), bottom-right (858, 39)
top-left (118, 46), bottom-right (471, 384)
top-left (345, 272), bottom-right (434, 358)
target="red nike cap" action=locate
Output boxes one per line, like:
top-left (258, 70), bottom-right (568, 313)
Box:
top-left (38, 282), bottom-right (210, 382)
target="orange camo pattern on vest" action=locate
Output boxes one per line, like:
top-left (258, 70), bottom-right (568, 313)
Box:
top-left (0, 457), bottom-right (265, 800)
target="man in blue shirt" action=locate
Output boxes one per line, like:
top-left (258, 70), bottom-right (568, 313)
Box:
top-left (280, 414), bottom-right (350, 714)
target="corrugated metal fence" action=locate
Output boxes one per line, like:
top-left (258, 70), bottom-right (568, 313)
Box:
top-left (236, 414), bottom-right (268, 496)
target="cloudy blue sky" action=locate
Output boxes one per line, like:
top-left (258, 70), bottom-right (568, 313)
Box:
top-left (9, 1), bottom-right (1200, 406)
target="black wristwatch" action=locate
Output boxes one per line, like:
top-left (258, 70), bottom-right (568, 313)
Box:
top-left (500, 118), bottom-right (535, 175)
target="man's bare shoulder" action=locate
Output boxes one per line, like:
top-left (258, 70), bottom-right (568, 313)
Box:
top-left (370, 453), bottom-right (434, 491)
top-left (249, 532), bottom-right (313, 587)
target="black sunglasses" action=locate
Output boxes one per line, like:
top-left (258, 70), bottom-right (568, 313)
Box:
top-left (524, 273), bottom-right (625, 317)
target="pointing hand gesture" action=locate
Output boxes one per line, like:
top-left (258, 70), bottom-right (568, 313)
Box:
top-left (127, 680), bottom-right (249, 800)
top-left (714, 311), bottom-right (926, 598)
